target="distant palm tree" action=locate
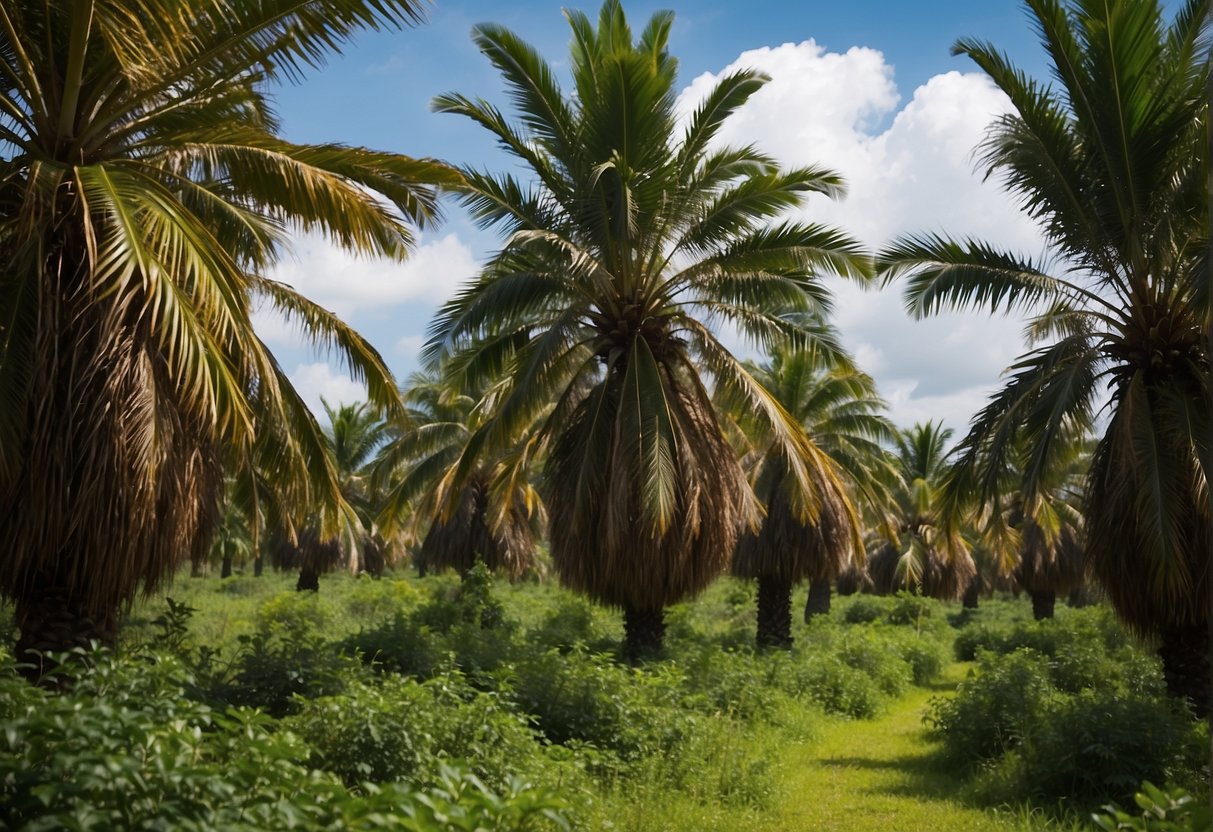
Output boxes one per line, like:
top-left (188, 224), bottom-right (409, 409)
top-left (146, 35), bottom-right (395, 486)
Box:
top-left (728, 347), bottom-right (897, 645)
top-left (869, 423), bottom-right (976, 600)
top-left (376, 368), bottom-right (542, 580)
top-left (427, 0), bottom-right (869, 658)
top-left (880, 0), bottom-right (1209, 708)
top-left (0, 0), bottom-right (457, 667)
top-left (974, 434), bottom-right (1091, 620)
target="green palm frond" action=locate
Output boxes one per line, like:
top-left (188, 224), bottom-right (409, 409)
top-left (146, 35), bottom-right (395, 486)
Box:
top-left (882, 0), bottom-right (1208, 637)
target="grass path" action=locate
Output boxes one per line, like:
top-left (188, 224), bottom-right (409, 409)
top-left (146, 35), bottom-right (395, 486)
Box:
top-left (762, 663), bottom-right (1022, 832)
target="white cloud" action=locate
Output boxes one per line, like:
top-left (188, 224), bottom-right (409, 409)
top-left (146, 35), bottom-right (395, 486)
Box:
top-left (267, 232), bottom-right (479, 320)
top-left (289, 362), bottom-right (368, 417)
top-left (678, 42), bottom-right (1047, 432)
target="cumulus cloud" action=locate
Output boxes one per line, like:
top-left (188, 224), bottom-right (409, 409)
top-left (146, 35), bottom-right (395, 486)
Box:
top-left (267, 232), bottom-right (479, 320)
top-left (678, 42), bottom-right (1047, 432)
top-left (289, 362), bottom-right (368, 417)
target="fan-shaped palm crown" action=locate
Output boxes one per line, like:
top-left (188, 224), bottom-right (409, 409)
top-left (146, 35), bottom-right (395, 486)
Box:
top-left (376, 367), bottom-right (542, 580)
top-left (732, 347), bottom-right (897, 586)
top-left (427, 1), bottom-right (868, 650)
top-left (869, 422), bottom-right (976, 600)
top-left (0, 0), bottom-right (458, 661)
top-left (880, 0), bottom-right (1208, 661)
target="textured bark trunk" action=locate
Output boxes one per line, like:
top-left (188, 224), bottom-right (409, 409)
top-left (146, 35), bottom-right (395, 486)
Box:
top-left (1157, 623), bottom-right (1210, 718)
top-left (622, 606), bottom-right (665, 661)
top-left (962, 580), bottom-right (980, 610)
top-left (803, 579), bottom-right (831, 623)
top-left (1029, 590), bottom-right (1055, 620)
top-left (253, 555), bottom-right (264, 577)
top-left (296, 566), bottom-right (320, 592)
top-left (14, 581), bottom-right (116, 683)
top-left (754, 575), bottom-right (793, 648)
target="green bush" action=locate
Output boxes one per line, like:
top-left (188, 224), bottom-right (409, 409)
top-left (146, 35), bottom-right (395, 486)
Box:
top-left (0, 649), bottom-right (568, 831)
top-left (508, 649), bottom-right (691, 763)
top-left (843, 596), bottom-right (891, 624)
top-left (926, 649), bottom-right (1056, 766)
top-left (977, 693), bottom-right (1201, 806)
top-left (289, 671), bottom-right (541, 790)
top-left (1092, 782), bottom-right (1213, 832)
top-left (342, 613), bottom-right (445, 679)
top-left (928, 644), bottom-right (1203, 808)
top-left (217, 599), bottom-right (360, 716)
top-left (791, 654), bottom-right (885, 719)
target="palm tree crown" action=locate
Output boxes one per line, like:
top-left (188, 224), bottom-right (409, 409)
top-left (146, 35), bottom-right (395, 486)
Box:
top-left (427, 1), bottom-right (869, 654)
top-left (0, 0), bottom-right (457, 662)
top-left (728, 345), bottom-right (896, 644)
top-left (376, 368), bottom-right (542, 580)
top-left (869, 422), bottom-right (976, 599)
top-left (879, 0), bottom-right (1208, 701)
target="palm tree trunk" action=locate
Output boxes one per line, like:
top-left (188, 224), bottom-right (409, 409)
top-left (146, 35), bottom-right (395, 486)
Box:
top-left (14, 578), bottom-right (116, 682)
top-left (1029, 590), bottom-right (1055, 620)
top-left (1157, 623), bottom-right (1210, 718)
top-left (752, 575), bottom-right (793, 648)
top-left (296, 565), bottom-right (320, 592)
top-left (622, 606), bottom-right (665, 661)
top-left (962, 579), bottom-right (980, 610)
top-left (190, 560), bottom-right (205, 578)
top-left (253, 554), bottom-right (263, 577)
top-left (220, 549), bottom-right (233, 579)
top-left (803, 579), bottom-right (831, 622)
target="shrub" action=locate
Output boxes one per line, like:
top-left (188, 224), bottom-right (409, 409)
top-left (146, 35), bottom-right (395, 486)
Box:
top-left (289, 672), bottom-right (541, 791)
top-left (508, 649), bottom-right (690, 764)
top-left (1092, 782), bottom-right (1212, 832)
top-left (843, 596), bottom-right (891, 624)
top-left (0, 649), bottom-right (569, 831)
top-left (789, 654), bottom-right (884, 719)
top-left (925, 649), bottom-right (1056, 766)
top-left (531, 596), bottom-right (614, 653)
top-left (215, 593), bottom-right (360, 716)
top-left (977, 693), bottom-right (1202, 806)
top-left (342, 613), bottom-right (445, 679)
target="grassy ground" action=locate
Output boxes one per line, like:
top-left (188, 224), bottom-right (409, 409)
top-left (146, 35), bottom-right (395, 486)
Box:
top-left (768, 663), bottom-right (1021, 832)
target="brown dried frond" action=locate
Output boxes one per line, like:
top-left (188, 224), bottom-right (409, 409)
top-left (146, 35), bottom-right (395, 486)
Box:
top-left (731, 478), bottom-right (854, 584)
top-left (1016, 521), bottom-right (1088, 595)
top-left (415, 476), bottom-right (535, 580)
top-left (1, 289), bottom-right (222, 631)
top-left (546, 376), bottom-right (744, 610)
top-left (867, 538), bottom-right (977, 601)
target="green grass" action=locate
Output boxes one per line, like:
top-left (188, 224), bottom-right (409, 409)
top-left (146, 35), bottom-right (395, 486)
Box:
top-left (769, 664), bottom-right (1017, 831)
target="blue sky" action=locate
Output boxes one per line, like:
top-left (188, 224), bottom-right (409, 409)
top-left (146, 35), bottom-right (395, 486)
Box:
top-left (254, 1), bottom-right (1105, 430)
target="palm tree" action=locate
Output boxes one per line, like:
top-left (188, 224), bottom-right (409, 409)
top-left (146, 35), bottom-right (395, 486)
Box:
top-left (880, 0), bottom-right (1209, 709)
top-left (975, 434), bottom-right (1091, 620)
top-left (868, 423), bottom-right (977, 600)
top-left (273, 400), bottom-right (396, 590)
top-left (0, 0), bottom-right (458, 669)
top-left (427, 1), bottom-right (868, 658)
top-left (323, 399), bottom-right (392, 575)
top-left (728, 346), bottom-right (896, 645)
top-left (376, 368), bottom-right (542, 580)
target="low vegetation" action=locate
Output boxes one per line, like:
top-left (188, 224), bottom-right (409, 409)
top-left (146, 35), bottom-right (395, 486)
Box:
top-left (1, 572), bottom-right (1203, 830)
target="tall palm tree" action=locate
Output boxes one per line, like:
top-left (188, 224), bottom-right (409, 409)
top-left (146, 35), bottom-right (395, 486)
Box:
top-left (376, 368), bottom-right (543, 580)
top-left (880, 0), bottom-right (1209, 708)
top-left (0, 0), bottom-right (458, 668)
top-left (728, 346), bottom-right (897, 646)
top-left (868, 423), bottom-right (977, 600)
top-left (427, 1), bottom-right (869, 658)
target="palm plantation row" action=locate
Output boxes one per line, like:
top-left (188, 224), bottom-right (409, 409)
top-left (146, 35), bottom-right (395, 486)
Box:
top-left (1, 0), bottom-right (1207, 722)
